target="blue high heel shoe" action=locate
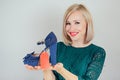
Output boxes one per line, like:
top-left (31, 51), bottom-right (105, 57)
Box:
top-left (23, 32), bottom-right (57, 67)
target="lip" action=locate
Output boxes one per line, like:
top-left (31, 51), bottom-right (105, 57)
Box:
top-left (69, 32), bottom-right (79, 37)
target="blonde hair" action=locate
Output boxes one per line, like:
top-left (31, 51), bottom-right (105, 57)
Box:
top-left (62, 4), bottom-right (94, 45)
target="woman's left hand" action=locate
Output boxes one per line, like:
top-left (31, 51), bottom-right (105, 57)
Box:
top-left (52, 63), bottom-right (63, 72)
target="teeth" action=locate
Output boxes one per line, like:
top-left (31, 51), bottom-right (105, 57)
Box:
top-left (70, 32), bottom-right (78, 36)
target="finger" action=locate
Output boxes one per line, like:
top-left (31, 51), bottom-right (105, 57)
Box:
top-left (57, 63), bottom-right (63, 66)
top-left (28, 66), bottom-right (35, 70)
top-left (24, 64), bottom-right (31, 69)
top-left (41, 66), bottom-right (53, 71)
top-left (49, 65), bottom-right (54, 70)
top-left (24, 64), bottom-right (28, 68)
top-left (34, 66), bottom-right (41, 70)
top-left (53, 63), bottom-right (63, 71)
top-left (24, 64), bottom-right (35, 70)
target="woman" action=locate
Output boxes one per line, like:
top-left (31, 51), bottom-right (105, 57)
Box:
top-left (25, 4), bottom-right (106, 80)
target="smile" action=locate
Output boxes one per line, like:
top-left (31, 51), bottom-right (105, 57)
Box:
top-left (69, 32), bottom-right (79, 37)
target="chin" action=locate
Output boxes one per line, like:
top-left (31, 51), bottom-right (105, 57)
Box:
top-left (70, 37), bottom-right (79, 41)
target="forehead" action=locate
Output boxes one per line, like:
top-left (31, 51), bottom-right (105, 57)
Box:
top-left (67, 11), bottom-right (84, 21)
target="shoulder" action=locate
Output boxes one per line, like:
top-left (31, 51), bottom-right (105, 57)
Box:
top-left (91, 44), bottom-right (106, 58)
top-left (92, 44), bottom-right (106, 53)
top-left (57, 41), bottom-right (66, 47)
top-left (56, 42), bottom-right (68, 52)
top-left (56, 42), bottom-right (67, 57)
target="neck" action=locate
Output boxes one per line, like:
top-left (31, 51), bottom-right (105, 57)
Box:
top-left (71, 41), bottom-right (91, 48)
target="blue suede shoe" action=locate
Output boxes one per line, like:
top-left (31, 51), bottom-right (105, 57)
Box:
top-left (38, 32), bottom-right (57, 65)
top-left (23, 51), bottom-right (39, 67)
top-left (23, 32), bottom-right (57, 67)
top-left (49, 43), bottom-right (57, 65)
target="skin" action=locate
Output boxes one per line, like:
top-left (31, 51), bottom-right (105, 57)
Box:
top-left (25, 10), bottom-right (91, 80)
top-left (66, 11), bottom-right (90, 47)
top-left (66, 11), bottom-right (86, 46)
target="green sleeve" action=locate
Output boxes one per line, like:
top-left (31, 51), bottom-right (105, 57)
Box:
top-left (52, 71), bottom-right (59, 80)
top-left (78, 48), bottom-right (106, 80)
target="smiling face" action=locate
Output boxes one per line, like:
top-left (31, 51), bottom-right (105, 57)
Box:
top-left (65, 11), bottom-right (87, 43)
top-left (63, 4), bottom-right (94, 45)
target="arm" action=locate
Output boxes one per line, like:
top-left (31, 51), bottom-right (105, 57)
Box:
top-left (53, 63), bottom-right (78, 80)
top-left (76, 48), bottom-right (106, 80)
top-left (43, 70), bottom-right (55, 80)
top-left (25, 65), bottom-right (56, 80)
top-left (53, 48), bottom-right (106, 80)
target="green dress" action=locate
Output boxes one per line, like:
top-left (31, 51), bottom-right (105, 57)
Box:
top-left (53, 42), bottom-right (106, 80)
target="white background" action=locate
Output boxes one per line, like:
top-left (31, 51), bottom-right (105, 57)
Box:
top-left (0, 0), bottom-right (120, 80)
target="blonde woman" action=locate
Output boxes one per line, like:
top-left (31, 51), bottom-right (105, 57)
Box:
top-left (25, 4), bottom-right (106, 80)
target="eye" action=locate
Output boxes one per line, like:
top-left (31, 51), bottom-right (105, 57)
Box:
top-left (66, 22), bottom-right (71, 25)
top-left (75, 22), bottom-right (80, 24)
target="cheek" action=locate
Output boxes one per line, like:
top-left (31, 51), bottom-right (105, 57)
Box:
top-left (77, 23), bottom-right (86, 34)
top-left (65, 25), bottom-right (70, 31)
top-left (81, 25), bottom-right (87, 34)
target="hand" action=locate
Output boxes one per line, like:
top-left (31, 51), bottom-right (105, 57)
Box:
top-left (53, 63), bottom-right (63, 72)
top-left (24, 64), bottom-right (41, 70)
top-left (24, 64), bottom-right (53, 71)
top-left (24, 62), bottom-right (64, 72)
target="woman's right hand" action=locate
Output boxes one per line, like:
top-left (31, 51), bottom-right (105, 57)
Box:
top-left (24, 64), bottom-right (53, 71)
top-left (24, 64), bottom-right (41, 70)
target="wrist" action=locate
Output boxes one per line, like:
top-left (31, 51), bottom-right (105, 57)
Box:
top-left (42, 69), bottom-right (55, 80)
top-left (54, 63), bottom-right (64, 73)
top-left (56, 67), bottom-right (64, 73)
top-left (43, 69), bottom-right (51, 74)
